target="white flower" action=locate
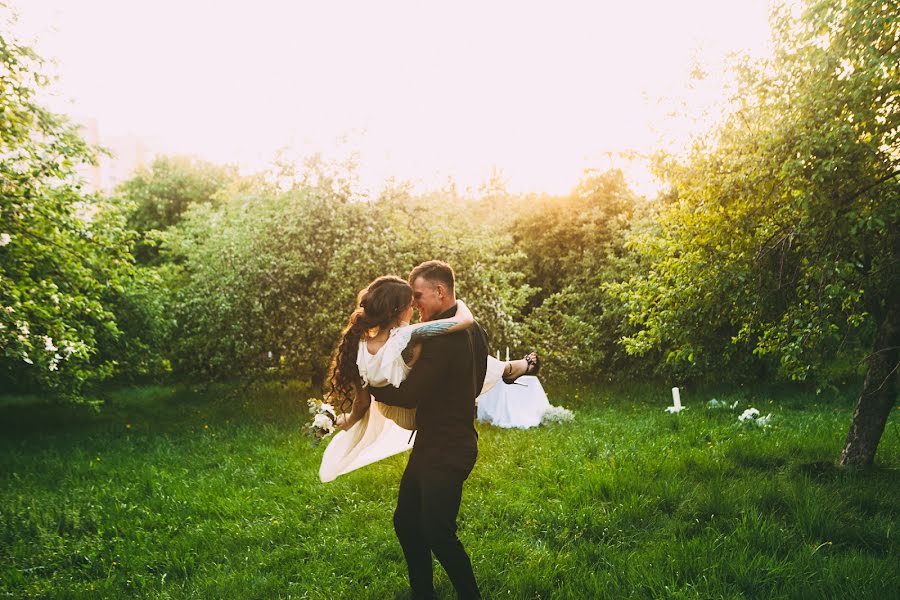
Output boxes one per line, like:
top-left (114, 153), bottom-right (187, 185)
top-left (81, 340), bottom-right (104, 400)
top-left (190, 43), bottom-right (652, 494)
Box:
top-left (756, 413), bottom-right (773, 427)
top-left (43, 336), bottom-right (58, 352)
top-left (312, 413), bottom-right (334, 433)
top-left (0, 233), bottom-right (11, 246)
top-left (49, 362), bottom-right (58, 371)
top-left (738, 408), bottom-right (761, 422)
top-left (320, 402), bottom-right (336, 417)
top-left (16, 321), bottom-right (29, 336)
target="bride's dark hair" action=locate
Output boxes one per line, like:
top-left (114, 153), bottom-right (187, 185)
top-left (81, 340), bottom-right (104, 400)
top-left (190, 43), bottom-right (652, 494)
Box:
top-left (327, 276), bottom-right (413, 412)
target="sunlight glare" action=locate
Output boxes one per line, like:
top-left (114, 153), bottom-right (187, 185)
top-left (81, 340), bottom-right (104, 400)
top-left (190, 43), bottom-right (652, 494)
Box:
top-left (14, 0), bottom-right (774, 197)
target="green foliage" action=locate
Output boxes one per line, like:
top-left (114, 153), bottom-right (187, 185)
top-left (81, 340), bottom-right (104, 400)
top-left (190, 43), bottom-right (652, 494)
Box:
top-left (515, 170), bottom-right (645, 380)
top-left (150, 163), bottom-right (532, 382)
top-left (116, 156), bottom-right (239, 264)
top-left (613, 0), bottom-right (900, 382)
top-left (374, 188), bottom-right (536, 351)
top-left (160, 183), bottom-right (398, 380)
top-left (113, 161), bottom-right (643, 386)
top-left (0, 23), bottom-right (135, 398)
top-left (515, 170), bottom-right (638, 302)
top-left (1, 382), bottom-right (897, 597)
top-left (100, 265), bottom-right (176, 382)
top-left (523, 271), bottom-right (638, 383)
top-left (8, 0), bottom-right (896, 405)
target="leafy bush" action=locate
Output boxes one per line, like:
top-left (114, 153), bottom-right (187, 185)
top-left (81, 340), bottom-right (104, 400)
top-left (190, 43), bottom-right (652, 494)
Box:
top-left (0, 27), bottom-right (135, 398)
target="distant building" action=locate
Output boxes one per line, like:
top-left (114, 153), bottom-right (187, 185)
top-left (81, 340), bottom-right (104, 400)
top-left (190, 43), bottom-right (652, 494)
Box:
top-left (74, 117), bottom-right (152, 193)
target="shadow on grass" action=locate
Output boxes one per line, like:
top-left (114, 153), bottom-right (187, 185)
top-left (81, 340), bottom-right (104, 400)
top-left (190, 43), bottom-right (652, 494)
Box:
top-left (724, 443), bottom-right (788, 471)
top-left (0, 380), bottom-right (316, 441)
top-left (794, 460), bottom-right (840, 480)
top-left (546, 378), bottom-right (861, 414)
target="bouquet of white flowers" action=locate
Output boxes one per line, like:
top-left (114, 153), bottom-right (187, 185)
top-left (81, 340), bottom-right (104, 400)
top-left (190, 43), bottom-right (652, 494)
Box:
top-left (737, 407), bottom-right (773, 428)
top-left (304, 398), bottom-right (338, 445)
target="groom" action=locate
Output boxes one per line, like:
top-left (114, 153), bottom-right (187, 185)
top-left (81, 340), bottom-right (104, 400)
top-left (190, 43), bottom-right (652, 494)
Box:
top-left (369, 260), bottom-right (487, 600)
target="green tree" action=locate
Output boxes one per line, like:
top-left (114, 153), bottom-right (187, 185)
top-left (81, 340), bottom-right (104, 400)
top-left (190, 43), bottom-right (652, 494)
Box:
top-left (377, 182), bottom-right (535, 353)
top-left (513, 170), bottom-right (643, 380)
top-left (116, 155), bottom-right (238, 264)
top-left (156, 165), bottom-right (533, 383)
top-left (0, 24), bottom-right (134, 397)
top-left (107, 157), bottom-right (248, 381)
top-left (613, 0), bottom-right (899, 465)
top-left (514, 169), bottom-right (638, 303)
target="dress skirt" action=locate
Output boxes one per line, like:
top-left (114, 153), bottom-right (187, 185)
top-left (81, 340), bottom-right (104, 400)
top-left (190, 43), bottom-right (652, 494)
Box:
top-left (318, 356), bottom-right (506, 482)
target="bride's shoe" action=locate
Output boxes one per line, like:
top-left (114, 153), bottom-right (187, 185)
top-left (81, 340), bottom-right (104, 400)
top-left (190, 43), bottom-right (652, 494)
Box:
top-left (502, 351), bottom-right (540, 385)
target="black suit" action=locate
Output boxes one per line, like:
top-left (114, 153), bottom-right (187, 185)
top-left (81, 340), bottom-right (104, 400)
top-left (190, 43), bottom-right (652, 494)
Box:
top-left (370, 303), bottom-right (488, 599)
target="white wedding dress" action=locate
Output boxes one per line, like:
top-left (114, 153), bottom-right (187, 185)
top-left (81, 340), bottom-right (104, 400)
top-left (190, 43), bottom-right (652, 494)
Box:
top-left (318, 327), bottom-right (505, 482)
top-left (476, 376), bottom-right (552, 428)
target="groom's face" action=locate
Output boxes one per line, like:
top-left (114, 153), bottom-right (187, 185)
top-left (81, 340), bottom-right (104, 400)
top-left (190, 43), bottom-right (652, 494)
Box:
top-left (411, 277), bottom-right (443, 322)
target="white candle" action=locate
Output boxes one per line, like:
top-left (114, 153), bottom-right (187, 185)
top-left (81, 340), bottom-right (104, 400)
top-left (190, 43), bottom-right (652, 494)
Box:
top-left (506, 347), bottom-right (510, 362)
top-left (672, 387), bottom-right (682, 410)
top-left (496, 350), bottom-right (500, 361)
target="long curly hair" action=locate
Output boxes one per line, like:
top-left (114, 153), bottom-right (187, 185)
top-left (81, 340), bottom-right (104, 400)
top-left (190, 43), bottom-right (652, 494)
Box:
top-left (327, 276), bottom-right (413, 413)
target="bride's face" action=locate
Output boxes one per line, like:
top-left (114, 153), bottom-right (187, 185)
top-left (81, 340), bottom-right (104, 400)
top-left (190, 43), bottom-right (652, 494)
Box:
top-left (398, 302), bottom-right (414, 326)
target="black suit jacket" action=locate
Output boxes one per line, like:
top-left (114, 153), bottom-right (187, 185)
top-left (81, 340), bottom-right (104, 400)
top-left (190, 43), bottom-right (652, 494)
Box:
top-left (370, 303), bottom-right (489, 456)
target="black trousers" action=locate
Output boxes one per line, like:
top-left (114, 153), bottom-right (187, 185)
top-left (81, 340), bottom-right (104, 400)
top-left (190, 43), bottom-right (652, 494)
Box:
top-left (394, 446), bottom-right (480, 599)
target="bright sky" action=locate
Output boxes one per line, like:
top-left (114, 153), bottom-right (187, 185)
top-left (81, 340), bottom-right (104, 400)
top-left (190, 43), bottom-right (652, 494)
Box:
top-left (14, 0), bottom-right (774, 197)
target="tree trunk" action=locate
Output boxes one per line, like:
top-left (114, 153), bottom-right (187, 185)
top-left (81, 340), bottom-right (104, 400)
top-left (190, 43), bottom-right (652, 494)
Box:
top-left (839, 303), bottom-right (899, 467)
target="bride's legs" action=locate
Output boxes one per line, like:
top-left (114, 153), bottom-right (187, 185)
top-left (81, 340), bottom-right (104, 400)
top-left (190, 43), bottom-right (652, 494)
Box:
top-left (480, 352), bottom-right (540, 395)
top-left (503, 358), bottom-right (530, 380)
top-left (504, 351), bottom-right (539, 378)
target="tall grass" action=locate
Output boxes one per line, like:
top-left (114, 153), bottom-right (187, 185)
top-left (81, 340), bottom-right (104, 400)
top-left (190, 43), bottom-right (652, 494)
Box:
top-left (1, 381), bottom-right (897, 598)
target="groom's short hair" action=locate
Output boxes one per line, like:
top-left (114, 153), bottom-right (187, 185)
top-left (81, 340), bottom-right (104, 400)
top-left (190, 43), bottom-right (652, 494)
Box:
top-left (409, 260), bottom-right (455, 293)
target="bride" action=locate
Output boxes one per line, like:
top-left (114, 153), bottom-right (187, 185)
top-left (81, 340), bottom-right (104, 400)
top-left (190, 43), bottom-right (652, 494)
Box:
top-left (318, 275), bottom-right (538, 482)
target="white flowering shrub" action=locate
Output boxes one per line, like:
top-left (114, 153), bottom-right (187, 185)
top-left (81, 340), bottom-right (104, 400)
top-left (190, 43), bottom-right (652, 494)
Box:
top-left (0, 26), bottom-right (134, 398)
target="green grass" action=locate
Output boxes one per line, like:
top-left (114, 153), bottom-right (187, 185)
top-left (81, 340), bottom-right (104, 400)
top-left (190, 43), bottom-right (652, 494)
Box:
top-left (1, 381), bottom-right (898, 599)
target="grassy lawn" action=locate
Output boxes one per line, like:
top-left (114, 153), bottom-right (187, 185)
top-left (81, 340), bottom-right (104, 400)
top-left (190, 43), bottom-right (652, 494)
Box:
top-left (1, 381), bottom-right (898, 599)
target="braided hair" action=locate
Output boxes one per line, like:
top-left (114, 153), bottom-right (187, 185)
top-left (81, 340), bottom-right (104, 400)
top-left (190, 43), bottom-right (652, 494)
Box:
top-left (327, 276), bottom-right (413, 413)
